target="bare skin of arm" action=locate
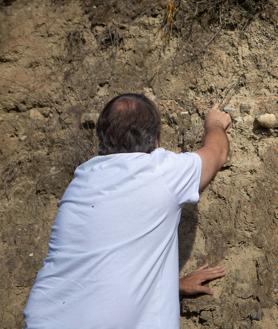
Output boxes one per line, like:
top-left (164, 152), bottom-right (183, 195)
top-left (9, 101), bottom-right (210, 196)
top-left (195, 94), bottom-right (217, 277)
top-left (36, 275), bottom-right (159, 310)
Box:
top-left (196, 105), bottom-right (231, 191)
top-left (179, 105), bottom-right (231, 296)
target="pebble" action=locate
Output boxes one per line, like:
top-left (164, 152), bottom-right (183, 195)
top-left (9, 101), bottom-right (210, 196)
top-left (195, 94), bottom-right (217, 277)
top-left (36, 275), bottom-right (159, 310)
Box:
top-left (19, 135), bottom-right (27, 141)
top-left (256, 113), bottom-right (278, 129)
top-left (223, 106), bottom-right (236, 113)
top-left (80, 112), bottom-right (99, 129)
top-left (41, 107), bottom-right (51, 118)
top-left (240, 104), bottom-right (251, 114)
top-left (16, 103), bottom-right (27, 112)
top-left (29, 109), bottom-right (44, 120)
top-left (179, 111), bottom-right (190, 122)
top-left (200, 310), bottom-right (213, 322)
top-left (249, 309), bottom-right (262, 321)
top-left (180, 111), bottom-right (189, 118)
top-left (168, 113), bottom-right (178, 126)
top-left (223, 106), bottom-right (240, 120)
top-left (143, 87), bottom-right (156, 102)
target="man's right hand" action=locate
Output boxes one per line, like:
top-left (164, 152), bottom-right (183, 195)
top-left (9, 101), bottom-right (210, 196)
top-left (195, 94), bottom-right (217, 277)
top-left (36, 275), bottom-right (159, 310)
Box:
top-left (196, 105), bottom-right (231, 191)
top-left (205, 105), bottom-right (232, 132)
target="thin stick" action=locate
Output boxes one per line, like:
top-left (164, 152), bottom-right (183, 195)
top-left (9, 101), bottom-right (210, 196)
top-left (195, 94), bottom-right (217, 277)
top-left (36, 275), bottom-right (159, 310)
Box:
top-left (218, 74), bottom-right (246, 110)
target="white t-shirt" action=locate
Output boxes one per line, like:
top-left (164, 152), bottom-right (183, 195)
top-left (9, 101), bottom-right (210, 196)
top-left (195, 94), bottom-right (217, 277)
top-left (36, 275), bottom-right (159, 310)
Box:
top-left (23, 147), bottom-right (202, 329)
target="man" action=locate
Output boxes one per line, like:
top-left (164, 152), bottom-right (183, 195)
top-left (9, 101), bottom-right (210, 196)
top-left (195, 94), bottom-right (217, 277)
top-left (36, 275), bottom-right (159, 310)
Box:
top-left (23, 93), bottom-right (231, 329)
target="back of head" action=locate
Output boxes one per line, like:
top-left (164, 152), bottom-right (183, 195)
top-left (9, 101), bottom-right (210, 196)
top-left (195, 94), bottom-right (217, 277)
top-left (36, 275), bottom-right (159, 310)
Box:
top-left (96, 93), bottom-right (161, 155)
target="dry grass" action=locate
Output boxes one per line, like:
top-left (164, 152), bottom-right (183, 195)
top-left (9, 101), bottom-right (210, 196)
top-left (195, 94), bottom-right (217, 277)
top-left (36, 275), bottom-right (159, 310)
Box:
top-left (191, 0), bottom-right (268, 30)
top-left (161, 0), bottom-right (180, 40)
top-left (161, 0), bottom-right (269, 44)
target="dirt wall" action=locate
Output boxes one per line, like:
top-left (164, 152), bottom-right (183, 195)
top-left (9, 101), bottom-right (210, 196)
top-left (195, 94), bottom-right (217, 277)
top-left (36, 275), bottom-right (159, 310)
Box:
top-left (0, 1), bottom-right (277, 328)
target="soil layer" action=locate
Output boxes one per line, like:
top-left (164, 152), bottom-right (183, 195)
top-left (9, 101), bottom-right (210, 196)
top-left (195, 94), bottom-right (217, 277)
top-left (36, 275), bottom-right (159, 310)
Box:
top-left (0, 1), bottom-right (277, 328)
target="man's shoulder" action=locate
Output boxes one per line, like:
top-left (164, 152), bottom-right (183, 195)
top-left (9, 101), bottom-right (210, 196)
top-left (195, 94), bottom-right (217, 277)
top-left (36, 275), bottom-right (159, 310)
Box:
top-left (150, 147), bottom-right (174, 158)
top-left (151, 147), bottom-right (200, 163)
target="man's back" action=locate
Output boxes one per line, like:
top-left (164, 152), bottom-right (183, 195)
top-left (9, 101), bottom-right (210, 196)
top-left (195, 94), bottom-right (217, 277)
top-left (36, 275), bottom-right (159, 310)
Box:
top-left (23, 148), bottom-right (201, 329)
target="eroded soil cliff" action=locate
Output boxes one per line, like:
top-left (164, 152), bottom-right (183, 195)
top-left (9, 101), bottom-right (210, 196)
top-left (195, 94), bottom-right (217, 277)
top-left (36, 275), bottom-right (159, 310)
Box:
top-left (0, 1), bottom-right (277, 328)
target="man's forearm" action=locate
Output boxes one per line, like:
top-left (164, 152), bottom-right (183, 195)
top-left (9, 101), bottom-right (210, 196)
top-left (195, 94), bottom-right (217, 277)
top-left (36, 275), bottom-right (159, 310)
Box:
top-left (203, 125), bottom-right (229, 168)
top-left (196, 107), bottom-right (231, 191)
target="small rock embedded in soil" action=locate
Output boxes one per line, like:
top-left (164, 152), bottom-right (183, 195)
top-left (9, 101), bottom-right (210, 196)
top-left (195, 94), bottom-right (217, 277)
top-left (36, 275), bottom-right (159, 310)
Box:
top-left (199, 310), bottom-right (213, 323)
top-left (167, 113), bottom-right (178, 127)
top-left (223, 106), bottom-right (236, 113)
top-left (16, 103), bottom-right (27, 112)
top-left (256, 113), bottom-right (278, 129)
top-left (40, 108), bottom-right (52, 118)
top-left (180, 111), bottom-right (189, 119)
top-left (80, 112), bottom-right (99, 129)
top-left (240, 104), bottom-right (251, 114)
top-left (19, 135), bottom-right (27, 141)
top-left (29, 109), bottom-right (44, 120)
top-left (223, 106), bottom-right (240, 120)
top-left (249, 309), bottom-right (262, 321)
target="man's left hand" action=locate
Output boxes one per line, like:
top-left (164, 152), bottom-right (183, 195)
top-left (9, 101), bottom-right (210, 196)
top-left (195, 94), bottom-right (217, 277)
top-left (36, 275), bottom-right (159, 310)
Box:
top-left (179, 264), bottom-right (226, 296)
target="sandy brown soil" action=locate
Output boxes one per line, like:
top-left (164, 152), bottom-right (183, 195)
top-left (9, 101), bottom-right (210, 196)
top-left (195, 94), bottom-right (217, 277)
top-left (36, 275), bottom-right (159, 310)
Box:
top-left (0, 1), bottom-right (277, 328)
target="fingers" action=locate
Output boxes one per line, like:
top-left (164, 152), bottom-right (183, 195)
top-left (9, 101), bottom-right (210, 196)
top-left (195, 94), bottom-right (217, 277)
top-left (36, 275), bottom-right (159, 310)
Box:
top-left (196, 263), bottom-right (209, 271)
top-left (181, 264), bottom-right (226, 296)
top-left (202, 270), bottom-right (226, 282)
top-left (202, 267), bottom-right (225, 281)
top-left (205, 265), bottom-right (225, 272)
top-left (196, 265), bottom-right (226, 282)
top-left (196, 285), bottom-right (213, 295)
top-left (205, 108), bottom-right (232, 131)
top-left (196, 264), bottom-right (225, 273)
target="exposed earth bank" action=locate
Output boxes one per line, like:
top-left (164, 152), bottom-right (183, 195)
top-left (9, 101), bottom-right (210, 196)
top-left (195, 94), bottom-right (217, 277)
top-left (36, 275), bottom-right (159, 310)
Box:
top-left (0, 1), bottom-right (277, 328)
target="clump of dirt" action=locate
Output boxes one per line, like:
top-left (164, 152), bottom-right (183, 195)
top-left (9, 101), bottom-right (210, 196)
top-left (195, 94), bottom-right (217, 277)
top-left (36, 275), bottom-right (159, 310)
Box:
top-left (0, 1), bottom-right (277, 328)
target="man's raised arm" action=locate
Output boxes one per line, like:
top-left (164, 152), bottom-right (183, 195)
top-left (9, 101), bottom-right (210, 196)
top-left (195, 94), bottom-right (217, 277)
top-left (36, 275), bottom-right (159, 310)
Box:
top-left (196, 105), bottom-right (231, 192)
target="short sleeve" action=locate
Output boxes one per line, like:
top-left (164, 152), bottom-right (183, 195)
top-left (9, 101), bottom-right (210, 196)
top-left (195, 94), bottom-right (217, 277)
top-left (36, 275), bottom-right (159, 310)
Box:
top-left (152, 148), bottom-right (202, 207)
